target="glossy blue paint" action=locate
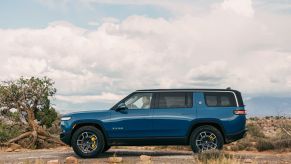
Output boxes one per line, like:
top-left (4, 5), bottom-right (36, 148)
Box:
top-left (105, 109), bottom-right (153, 138)
top-left (151, 94), bottom-right (196, 137)
top-left (60, 90), bottom-right (246, 146)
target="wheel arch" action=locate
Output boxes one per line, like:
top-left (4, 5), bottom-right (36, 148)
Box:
top-left (70, 120), bottom-right (108, 145)
top-left (187, 119), bottom-right (226, 144)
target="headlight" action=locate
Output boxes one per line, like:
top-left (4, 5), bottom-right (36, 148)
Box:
top-left (61, 117), bottom-right (71, 121)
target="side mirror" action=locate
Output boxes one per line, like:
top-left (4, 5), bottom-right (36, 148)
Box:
top-left (116, 103), bottom-right (127, 111)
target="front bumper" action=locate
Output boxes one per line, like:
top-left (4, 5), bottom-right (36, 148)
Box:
top-left (60, 131), bottom-right (71, 146)
top-left (225, 128), bottom-right (248, 144)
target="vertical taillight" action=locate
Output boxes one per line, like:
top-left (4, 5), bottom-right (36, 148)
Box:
top-left (233, 110), bottom-right (246, 115)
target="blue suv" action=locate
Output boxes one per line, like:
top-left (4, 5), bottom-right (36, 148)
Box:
top-left (60, 89), bottom-right (246, 158)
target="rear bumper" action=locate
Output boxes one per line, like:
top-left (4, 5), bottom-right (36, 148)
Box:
top-left (225, 128), bottom-right (247, 144)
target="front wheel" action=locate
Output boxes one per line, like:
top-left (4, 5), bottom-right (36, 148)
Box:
top-left (71, 126), bottom-right (105, 158)
top-left (190, 125), bottom-right (224, 153)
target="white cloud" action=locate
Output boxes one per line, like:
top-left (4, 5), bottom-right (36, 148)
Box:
top-left (1, 0), bottom-right (291, 112)
top-left (221, 0), bottom-right (254, 17)
top-left (56, 92), bottom-right (123, 104)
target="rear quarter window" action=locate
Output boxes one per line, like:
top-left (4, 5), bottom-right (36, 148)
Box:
top-left (204, 92), bottom-right (237, 107)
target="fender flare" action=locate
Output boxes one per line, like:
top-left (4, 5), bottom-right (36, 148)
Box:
top-left (186, 118), bottom-right (226, 143)
top-left (70, 119), bottom-right (109, 143)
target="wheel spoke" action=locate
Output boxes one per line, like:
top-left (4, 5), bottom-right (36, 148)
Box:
top-left (195, 130), bottom-right (218, 152)
top-left (77, 131), bottom-right (98, 153)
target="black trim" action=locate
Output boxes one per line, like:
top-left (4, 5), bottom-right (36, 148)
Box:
top-left (111, 88), bottom-right (244, 109)
top-left (107, 137), bottom-right (187, 146)
top-left (225, 129), bottom-right (247, 143)
top-left (60, 131), bottom-right (71, 145)
top-left (136, 88), bottom-right (239, 92)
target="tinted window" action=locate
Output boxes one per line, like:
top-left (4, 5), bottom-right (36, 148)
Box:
top-left (125, 93), bottom-right (152, 109)
top-left (205, 92), bottom-right (236, 107)
top-left (157, 92), bottom-right (193, 109)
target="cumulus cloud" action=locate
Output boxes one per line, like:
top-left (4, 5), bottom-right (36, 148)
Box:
top-left (221, 0), bottom-right (254, 17)
top-left (56, 92), bottom-right (123, 104)
top-left (1, 0), bottom-right (291, 112)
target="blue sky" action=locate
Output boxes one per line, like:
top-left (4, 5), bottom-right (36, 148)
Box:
top-left (0, 0), bottom-right (172, 29)
top-left (0, 0), bottom-right (291, 116)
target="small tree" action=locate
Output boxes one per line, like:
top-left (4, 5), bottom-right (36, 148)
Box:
top-left (0, 77), bottom-right (64, 148)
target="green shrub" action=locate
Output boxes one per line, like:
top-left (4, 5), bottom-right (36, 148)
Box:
top-left (0, 121), bottom-right (21, 142)
top-left (35, 107), bottom-right (58, 128)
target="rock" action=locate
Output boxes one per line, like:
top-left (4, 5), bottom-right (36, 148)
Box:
top-left (108, 157), bottom-right (123, 163)
top-left (10, 143), bottom-right (22, 150)
top-left (226, 146), bottom-right (232, 150)
top-left (250, 142), bottom-right (256, 146)
top-left (65, 156), bottom-right (78, 164)
top-left (5, 148), bottom-right (13, 152)
top-left (244, 159), bottom-right (253, 163)
top-left (35, 159), bottom-right (42, 164)
top-left (140, 155), bottom-right (151, 161)
top-left (46, 159), bottom-right (60, 164)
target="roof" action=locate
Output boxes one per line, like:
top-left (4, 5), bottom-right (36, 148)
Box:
top-left (136, 88), bottom-right (238, 92)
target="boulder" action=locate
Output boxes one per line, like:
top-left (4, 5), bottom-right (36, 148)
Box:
top-left (47, 159), bottom-right (60, 164)
top-left (5, 148), bottom-right (13, 152)
top-left (65, 156), bottom-right (78, 164)
top-left (10, 143), bottom-right (22, 150)
top-left (140, 155), bottom-right (151, 161)
top-left (108, 157), bottom-right (123, 163)
top-left (244, 159), bottom-right (253, 163)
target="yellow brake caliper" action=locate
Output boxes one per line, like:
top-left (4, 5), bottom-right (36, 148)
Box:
top-left (91, 136), bottom-right (97, 149)
top-left (209, 134), bottom-right (216, 142)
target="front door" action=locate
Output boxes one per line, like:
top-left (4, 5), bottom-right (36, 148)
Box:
top-left (107, 92), bottom-right (153, 138)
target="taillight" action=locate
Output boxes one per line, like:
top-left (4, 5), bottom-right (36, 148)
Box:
top-left (234, 110), bottom-right (246, 115)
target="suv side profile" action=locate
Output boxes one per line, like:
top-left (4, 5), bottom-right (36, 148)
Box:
top-left (60, 89), bottom-right (246, 158)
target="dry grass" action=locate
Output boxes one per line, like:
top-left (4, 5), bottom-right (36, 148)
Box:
top-left (193, 150), bottom-right (243, 164)
top-left (227, 117), bottom-right (291, 152)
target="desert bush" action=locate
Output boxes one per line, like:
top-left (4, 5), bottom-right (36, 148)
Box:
top-left (247, 124), bottom-right (265, 138)
top-left (274, 139), bottom-right (291, 150)
top-left (256, 139), bottom-right (274, 151)
top-left (248, 117), bottom-right (259, 121)
top-left (35, 100), bottom-right (58, 128)
top-left (230, 138), bottom-right (254, 151)
top-left (0, 121), bottom-right (21, 143)
top-left (195, 150), bottom-right (239, 164)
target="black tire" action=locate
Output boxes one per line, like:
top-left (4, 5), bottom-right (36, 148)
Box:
top-left (71, 126), bottom-right (105, 158)
top-left (102, 145), bottom-right (111, 152)
top-left (190, 125), bottom-right (224, 153)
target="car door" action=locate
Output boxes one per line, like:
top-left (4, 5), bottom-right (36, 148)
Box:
top-left (195, 91), bottom-right (241, 134)
top-left (151, 92), bottom-right (196, 138)
top-left (107, 92), bottom-right (154, 138)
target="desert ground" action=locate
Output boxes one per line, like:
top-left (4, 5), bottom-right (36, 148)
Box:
top-left (1, 117), bottom-right (291, 163)
top-left (1, 146), bottom-right (291, 164)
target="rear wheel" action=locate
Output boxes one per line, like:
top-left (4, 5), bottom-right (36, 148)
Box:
top-left (190, 125), bottom-right (223, 153)
top-left (71, 126), bottom-right (105, 158)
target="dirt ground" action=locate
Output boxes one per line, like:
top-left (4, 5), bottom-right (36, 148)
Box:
top-left (0, 146), bottom-right (291, 164)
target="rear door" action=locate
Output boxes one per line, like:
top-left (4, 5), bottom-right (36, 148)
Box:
top-left (196, 91), bottom-right (243, 134)
top-left (151, 92), bottom-right (196, 137)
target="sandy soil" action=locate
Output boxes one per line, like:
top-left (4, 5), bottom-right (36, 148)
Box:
top-left (0, 146), bottom-right (291, 164)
